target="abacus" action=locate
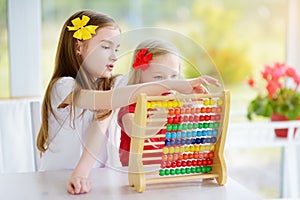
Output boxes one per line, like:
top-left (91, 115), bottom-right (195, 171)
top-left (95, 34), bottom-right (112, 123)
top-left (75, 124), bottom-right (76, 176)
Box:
top-left (128, 91), bottom-right (230, 192)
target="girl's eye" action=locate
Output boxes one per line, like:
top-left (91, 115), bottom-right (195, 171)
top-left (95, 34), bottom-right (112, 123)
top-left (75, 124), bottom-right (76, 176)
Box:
top-left (171, 74), bottom-right (178, 79)
top-left (102, 46), bottom-right (110, 50)
top-left (115, 48), bottom-right (119, 53)
top-left (154, 76), bottom-right (163, 80)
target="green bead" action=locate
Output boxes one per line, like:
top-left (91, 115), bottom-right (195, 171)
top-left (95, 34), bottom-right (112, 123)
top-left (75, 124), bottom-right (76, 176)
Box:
top-left (203, 123), bottom-right (208, 128)
top-left (165, 169), bottom-right (170, 175)
top-left (206, 166), bottom-right (212, 172)
top-left (166, 124), bottom-right (172, 131)
top-left (175, 168), bottom-right (180, 174)
top-left (159, 169), bottom-right (165, 176)
top-left (172, 124), bottom-right (178, 130)
top-left (181, 168), bottom-right (186, 174)
top-left (193, 123), bottom-right (198, 129)
top-left (201, 166), bottom-right (207, 173)
top-left (186, 168), bottom-right (191, 174)
top-left (182, 124), bottom-right (187, 130)
top-left (188, 123), bottom-right (193, 129)
top-left (209, 123), bottom-right (214, 128)
top-left (170, 169), bottom-right (175, 175)
top-left (195, 167), bottom-right (201, 173)
top-left (214, 122), bottom-right (219, 128)
top-left (198, 123), bottom-right (203, 128)
top-left (191, 167), bottom-right (196, 173)
top-left (177, 124), bottom-right (182, 130)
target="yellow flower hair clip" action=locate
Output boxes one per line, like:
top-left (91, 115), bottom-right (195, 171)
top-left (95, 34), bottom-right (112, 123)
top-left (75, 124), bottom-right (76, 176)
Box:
top-left (67, 15), bottom-right (99, 40)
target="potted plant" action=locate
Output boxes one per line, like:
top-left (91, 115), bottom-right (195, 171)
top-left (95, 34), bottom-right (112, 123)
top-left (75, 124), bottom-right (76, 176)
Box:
top-left (247, 62), bottom-right (300, 137)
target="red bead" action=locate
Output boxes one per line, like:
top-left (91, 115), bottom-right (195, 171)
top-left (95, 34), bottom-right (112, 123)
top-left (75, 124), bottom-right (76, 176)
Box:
top-left (176, 161), bottom-right (182, 167)
top-left (180, 108), bottom-right (185, 114)
top-left (197, 160), bottom-right (202, 166)
top-left (167, 117), bottom-right (173, 124)
top-left (173, 117), bottom-right (179, 124)
top-left (181, 161), bottom-right (187, 167)
top-left (206, 108), bottom-right (212, 113)
top-left (187, 160), bottom-right (192, 166)
top-left (202, 160), bottom-right (208, 165)
top-left (215, 115), bottom-right (221, 120)
top-left (183, 116), bottom-right (188, 122)
top-left (217, 107), bottom-right (222, 113)
top-left (199, 116), bottom-right (205, 121)
top-left (188, 153), bottom-right (194, 159)
top-left (189, 115), bottom-right (194, 122)
top-left (207, 159), bottom-right (213, 165)
top-left (166, 161), bottom-right (172, 168)
top-left (175, 108), bottom-right (180, 115)
top-left (195, 108), bottom-right (201, 113)
top-left (203, 153), bottom-right (209, 159)
top-left (192, 160), bottom-right (197, 166)
top-left (208, 151), bottom-right (214, 158)
top-left (205, 115), bottom-right (211, 121)
top-left (171, 162), bottom-right (177, 168)
top-left (190, 108), bottom-right (195, 114)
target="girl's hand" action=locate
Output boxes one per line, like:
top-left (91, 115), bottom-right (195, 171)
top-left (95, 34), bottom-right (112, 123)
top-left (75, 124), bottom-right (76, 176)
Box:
top-left (197, 75), bottom-right (221, 87)
top-left (67, 174), bottom-right (92, 195)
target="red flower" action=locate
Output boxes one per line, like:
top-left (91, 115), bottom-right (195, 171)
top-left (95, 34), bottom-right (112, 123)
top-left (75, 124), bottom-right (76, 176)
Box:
top-left (247, 77), bottom-right (255, 87)
top-left (132, 48), bottom-right (153, 71)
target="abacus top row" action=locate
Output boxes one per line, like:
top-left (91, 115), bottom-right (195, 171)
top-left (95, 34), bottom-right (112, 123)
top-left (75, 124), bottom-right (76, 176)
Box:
top-left (146, 98), bottom-right (223, 109)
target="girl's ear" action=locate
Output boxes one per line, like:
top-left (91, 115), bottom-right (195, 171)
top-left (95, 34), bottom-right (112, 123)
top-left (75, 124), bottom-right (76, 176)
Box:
top-left (75, 39), bottom-right (83, 55)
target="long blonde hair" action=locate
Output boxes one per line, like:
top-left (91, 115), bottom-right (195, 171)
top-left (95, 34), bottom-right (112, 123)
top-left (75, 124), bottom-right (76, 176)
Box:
top-left (37, 10), bottom-right (120, 153)
top-left (128, 38), bottom-right (180, 85)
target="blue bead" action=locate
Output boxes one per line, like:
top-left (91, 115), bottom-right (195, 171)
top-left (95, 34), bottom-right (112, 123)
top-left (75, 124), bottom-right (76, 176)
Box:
top-left (170, 140), bottom-right (175, 146)
top-left (191, 138), bottom-right (196, 144)
top-left (165, 139), bottom-right (170, 146)
top-left (207, 130), bottom-right (212, 136)
top-left (200, 138), bottom-right (205, 144)
top-left (186, 139), bottom-right (191, 145)
top-left (197, 131), bottom-right (202, 137)
top-left (166, 132), bottom-right (171, 139)
top-left (176, 132), bottom-right (181, 139)
top-left (176, 140), bottom-right (181, 145)
top-left (211, 137), bottom-right (217, 143)
top-left (205, 138), bottom-right (211, 143)
top-left (196, 138), bottom-right (201, 144)
top-left (181, 131), bottom-right (187, 138)
top-left (187, 131), bottom-right (192, 138)
top-left (213, 130), bottom-right (218, 136)
top-left (181, 139), bottom-right (186, 145)
top-left (192, 131), bottom-right (197, 137)
top-left (202, 131), bottom-right (207, 136)
top-left (171, 132), bottom-right (176, 139)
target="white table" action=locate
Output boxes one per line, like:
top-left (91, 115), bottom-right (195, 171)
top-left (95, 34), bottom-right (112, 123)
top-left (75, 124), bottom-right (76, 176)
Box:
top-left (0, 167), bottom-right (262, 200)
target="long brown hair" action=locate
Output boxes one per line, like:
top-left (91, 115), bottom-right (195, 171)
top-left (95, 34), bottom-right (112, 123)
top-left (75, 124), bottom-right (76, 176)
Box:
top-left (37, 10), bottom-right (120, 153)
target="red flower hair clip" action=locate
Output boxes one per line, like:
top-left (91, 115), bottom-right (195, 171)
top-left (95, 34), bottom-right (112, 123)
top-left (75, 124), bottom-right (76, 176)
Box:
top-left (132, 48), bottom-right (153, 71)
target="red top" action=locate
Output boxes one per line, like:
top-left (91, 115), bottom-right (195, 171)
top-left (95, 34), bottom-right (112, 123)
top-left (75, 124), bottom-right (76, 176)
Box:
top-left (118, 103), bottom-right (165, 166)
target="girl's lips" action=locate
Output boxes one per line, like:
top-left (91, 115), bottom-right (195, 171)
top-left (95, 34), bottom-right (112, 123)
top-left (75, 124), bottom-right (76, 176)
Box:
top-left (106, 64), bottom-right (114, 71)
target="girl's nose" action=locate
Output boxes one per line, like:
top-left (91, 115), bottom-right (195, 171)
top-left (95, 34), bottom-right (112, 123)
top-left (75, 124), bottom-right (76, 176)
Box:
top-left (110, 53), bottom-right (118, 62)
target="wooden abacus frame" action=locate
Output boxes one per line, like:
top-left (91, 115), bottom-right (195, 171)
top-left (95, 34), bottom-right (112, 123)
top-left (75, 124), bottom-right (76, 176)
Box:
top-left (128, 90), bottom-right (230, 192)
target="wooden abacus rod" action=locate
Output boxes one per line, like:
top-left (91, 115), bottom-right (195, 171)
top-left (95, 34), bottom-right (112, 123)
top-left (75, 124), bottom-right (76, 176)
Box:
top-left (142, 157), bottom-right (161, 161)
top-left (146, 92), bottom-right (224, 101)
top-left (144, 141), bottom-right (164, 146)
top-left (146, 173), bottom-right (219, 184)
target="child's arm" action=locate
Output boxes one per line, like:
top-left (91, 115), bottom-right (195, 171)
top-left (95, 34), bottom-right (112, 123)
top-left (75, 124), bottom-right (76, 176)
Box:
top-left (67, 116), bottom-right (111, 194)
top-left (75, 76), bottom-right (220, 110)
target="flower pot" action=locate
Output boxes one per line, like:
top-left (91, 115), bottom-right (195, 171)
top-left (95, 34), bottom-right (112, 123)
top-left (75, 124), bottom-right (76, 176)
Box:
top-left (270, 113), bottom-right (300, 138)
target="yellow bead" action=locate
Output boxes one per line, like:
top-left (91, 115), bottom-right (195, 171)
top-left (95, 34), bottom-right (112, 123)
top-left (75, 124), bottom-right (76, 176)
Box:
top-left (185, 146), bottom-right (190, 152)
top-left (217, 99), bottom-right (223, 106)
top-left (162, 102), bottom-right (168, 108)
top-left (174, 146), bottom-right (180, 153)
top-left (169, 147), bottom-right (175, 154)
top-left (163, 147), bottom-right (169, 154)
top-left (200, 145), bottom-right (205, 151)
top-left (210, 145), bottom-right (215, 151)
top-left (210, 99), bottom-right (215, 105)
top-left (147, 102), bottom-right (152, 109)
top-left (167, 101), bottom-right (173, 108)
top-left (189, 145), bottom-right (195, 152)
top-left (204, 99), bottom-right (210, 106)
top-left (178, 101), bottom-right (183, 107)
top-left (172, 101), bottom-right (178, 107)
top-left (156, 101), bottom-right (162, 108)
top-left (180, 146), bottom-right (185, 153)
